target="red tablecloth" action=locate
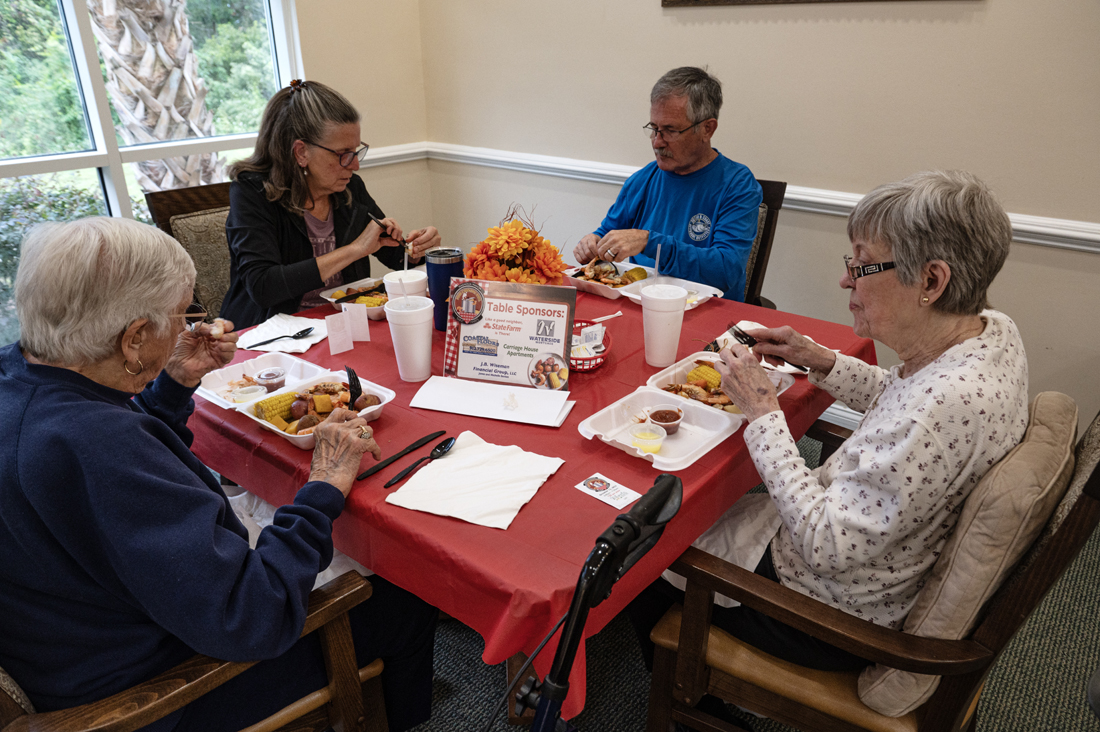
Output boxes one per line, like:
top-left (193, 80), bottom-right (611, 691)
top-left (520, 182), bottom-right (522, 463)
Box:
top-left (189, 293), bottom-right (875, 718)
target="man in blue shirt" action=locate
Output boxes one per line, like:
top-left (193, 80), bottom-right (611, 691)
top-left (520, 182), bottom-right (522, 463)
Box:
top-left (574, 67), bottom-right (762, 301)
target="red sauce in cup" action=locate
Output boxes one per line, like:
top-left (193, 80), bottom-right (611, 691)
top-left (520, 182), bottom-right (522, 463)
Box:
top-left (649, 409), bottom-right (682, 434)
top-left (255, 367), bottom-right (287, 393)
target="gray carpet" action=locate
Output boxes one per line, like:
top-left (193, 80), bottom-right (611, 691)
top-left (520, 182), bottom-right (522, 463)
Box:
top-left (410, 437), bottom-right (1100, 731)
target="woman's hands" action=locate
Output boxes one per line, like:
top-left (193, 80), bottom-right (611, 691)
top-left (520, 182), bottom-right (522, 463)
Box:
top-left (349, 221), bottom-right (439, 261)
top-left (743, 325), bottom-right (837, 375)
top-left (404, 226), bottom-right (440, 260)
top-left (351, 219), bottom-right (401, 259)
top-left (165, 318), bottom-right (238, 388)
top-left (714, 325), bottom-right (838, 423)
top-left (309, 410), bottom-right (382, 497)
top-left (714, 345), bottom-right (782, 423)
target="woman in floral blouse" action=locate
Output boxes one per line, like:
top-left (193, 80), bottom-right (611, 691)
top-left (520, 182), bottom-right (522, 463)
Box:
top-left (627, 171), bottom-right (1029, 709)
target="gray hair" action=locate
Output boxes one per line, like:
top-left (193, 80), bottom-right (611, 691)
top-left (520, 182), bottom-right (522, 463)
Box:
top-left (229, 80), bottom-right (360, 214)
top-left (847, 170), bottom-right (1012, 315)
top-left (16, 217), bottom-right (196, 366)
top-left (650, 67), bottom-right (723, 123)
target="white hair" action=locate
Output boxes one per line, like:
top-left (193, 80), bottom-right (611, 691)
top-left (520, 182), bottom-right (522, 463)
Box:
top-left (847, 170), bottom-right (1012, 315)
top-left (16, 217), bottom-right (196, 366)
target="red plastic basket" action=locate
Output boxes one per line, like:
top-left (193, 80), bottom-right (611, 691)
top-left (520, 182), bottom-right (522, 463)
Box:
top-left (570, 319), bottom-right (613, 372)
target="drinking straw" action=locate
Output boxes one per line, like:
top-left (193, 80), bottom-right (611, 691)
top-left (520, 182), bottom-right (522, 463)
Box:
top-left (654, 243), bottom-right (662, 276)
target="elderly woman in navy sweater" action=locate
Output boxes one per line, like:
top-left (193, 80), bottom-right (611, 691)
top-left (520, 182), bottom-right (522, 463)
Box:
top-left (0, 218), bottom-right (436, 731)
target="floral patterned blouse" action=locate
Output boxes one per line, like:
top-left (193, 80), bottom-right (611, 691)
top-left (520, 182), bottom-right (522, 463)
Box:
top-left (696, 310), bottom-right (1029, 628)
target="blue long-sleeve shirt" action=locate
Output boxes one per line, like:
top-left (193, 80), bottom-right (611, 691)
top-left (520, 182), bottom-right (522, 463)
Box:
top-left (0, 343), bottom-right (344, 724)
top-left (594, 151), bottom-right (762, 301)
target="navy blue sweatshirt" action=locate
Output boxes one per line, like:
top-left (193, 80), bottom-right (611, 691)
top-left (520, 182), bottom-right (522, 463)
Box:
top-left (0, 343), bottom-right (344, 724)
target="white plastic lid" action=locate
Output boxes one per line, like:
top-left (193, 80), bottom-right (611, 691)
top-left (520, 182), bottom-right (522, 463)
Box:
top-left (640, 284), bottom-right (688, 311)
top-left (384, 269), bottom-right (427, 283)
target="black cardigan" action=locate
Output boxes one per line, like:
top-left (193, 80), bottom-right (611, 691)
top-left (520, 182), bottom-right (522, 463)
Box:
top-left (219, 171), bottom-right (409, 328)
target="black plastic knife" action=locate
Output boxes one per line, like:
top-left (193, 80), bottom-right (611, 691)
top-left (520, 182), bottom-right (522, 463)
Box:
top-left (357, 430), bottom-right (446, 481)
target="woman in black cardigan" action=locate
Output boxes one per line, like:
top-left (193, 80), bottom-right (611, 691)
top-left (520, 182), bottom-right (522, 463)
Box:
top-left (220, 79), bottom-right (440, 328)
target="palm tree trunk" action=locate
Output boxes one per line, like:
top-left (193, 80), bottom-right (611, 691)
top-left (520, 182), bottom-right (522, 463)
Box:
top-left (86, 0), bottom-right (225, 191)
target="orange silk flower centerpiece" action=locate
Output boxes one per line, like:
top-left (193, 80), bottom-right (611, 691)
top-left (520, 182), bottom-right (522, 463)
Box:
top-left (464, 210), bottom-right (569, 285)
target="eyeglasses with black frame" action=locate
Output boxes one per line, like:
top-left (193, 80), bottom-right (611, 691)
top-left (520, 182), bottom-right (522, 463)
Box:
top-left (309, 141), bottom-right (370, 168)
top-left (642, 120), bottom-right (706, 140)
top-left (844, 255), bottom-right (896, 280)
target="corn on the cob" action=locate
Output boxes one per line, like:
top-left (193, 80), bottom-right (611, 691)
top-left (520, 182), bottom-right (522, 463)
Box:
top-left (686, 363), bottom-right (722, 390)
top-left (355, 295), bottom-right (387, 307)
top-left (254, 391), bottom-right (298, 422)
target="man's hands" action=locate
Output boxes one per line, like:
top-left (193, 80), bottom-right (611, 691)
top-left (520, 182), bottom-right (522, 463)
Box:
top-left (165, 318), bottom-right (238, 388)
top-left (573, 230), bottom-right (649, 265)
top-left (309, 410), bottom-right (382, 497)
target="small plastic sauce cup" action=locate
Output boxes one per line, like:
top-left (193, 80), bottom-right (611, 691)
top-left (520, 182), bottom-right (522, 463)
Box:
top-left (254, 367), bottom-right (287, 392)
top-left (230, 385), bottom-right (267, 403)
top-left (629, 422), bottom-right (667, 454)
top-left (648, 405), bottom-right (684, 435)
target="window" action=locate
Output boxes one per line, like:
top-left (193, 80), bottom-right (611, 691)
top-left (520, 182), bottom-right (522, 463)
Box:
top-left (0, 0), bottom-right (299, 345)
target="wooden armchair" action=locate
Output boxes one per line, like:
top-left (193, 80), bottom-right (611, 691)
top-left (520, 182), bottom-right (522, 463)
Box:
top-left (743, 179), bottom-right (786, 309)
top-left (647, 394), bottom-right (1100, 732)
top-left (145, 183), bottom-right (233, 320)
top-left (0, 571), bottom-right (387, 732)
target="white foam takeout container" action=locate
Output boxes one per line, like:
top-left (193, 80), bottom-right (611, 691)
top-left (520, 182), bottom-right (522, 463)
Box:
top-left (577, 386), bottom-right (744, 471)
top-left (563, 264), bottom-right (655, 300)
top-left (196, 352), bottom-right (332, 410)
top-left (237, 372), bottom-right (396, 450)
top-left (618, 274), bottom-right (723, 311)
top-left (645, 352), bottom-right (796, 424)
top-left (320, 277), bottom-right (387, 320)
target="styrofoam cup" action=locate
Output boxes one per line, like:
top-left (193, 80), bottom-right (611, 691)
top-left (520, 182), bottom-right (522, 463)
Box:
top-left (383, 269), bottom-right (428, 299)
top-left (384, 296), bottom-right (434, 381)
top-left (640, 284), bottom-right (688, 367)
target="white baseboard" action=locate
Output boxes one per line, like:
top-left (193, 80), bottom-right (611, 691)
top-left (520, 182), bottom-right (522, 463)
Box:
top-left (364, 141), bottom-right (1100, 254)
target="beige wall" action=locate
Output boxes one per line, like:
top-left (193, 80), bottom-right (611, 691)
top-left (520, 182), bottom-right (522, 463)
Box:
top-left (296, 0), bottom-right (428, 146)
top-left (297, 0), bottom-right (1100, 430)
top-left (417, 0), bottom-right (1099, 220)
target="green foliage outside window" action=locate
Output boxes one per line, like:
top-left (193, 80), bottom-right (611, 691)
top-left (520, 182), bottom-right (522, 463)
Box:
top-left (0, 0), bottom-right (92, 158)
top-left (1, 0), bottom-right (274, 344)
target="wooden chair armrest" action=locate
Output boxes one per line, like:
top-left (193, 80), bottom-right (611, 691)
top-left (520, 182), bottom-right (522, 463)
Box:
top-left (6, 572), bottom-right (372, 732)
top-left (299, 570), bottom-right (372, 636)
top-left (805, 420), bottom-right (853, 450)
top-left (672, 547), bottom-right (993, 676)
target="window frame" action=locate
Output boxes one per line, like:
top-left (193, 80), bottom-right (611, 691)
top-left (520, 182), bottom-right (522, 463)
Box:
top-left (0, 0), bottom-right (301, 216)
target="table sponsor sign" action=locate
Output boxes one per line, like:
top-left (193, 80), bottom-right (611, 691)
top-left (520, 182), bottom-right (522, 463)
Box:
top-left (442, 278), bottom-right (576, 390)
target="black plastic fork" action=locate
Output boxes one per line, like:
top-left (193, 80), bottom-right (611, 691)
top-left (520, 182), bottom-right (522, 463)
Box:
top-left (725, 322), bottom-right (809, 373)
top-left (345, 365), bottom-right (362, 408)
top-left (726, 322), bottom-right (758, 348)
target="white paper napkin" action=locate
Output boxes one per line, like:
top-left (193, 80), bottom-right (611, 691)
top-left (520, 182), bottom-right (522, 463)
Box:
top-left (385, 431), bottom-right (565, 529)
top-left (410, 376), bottom-right (575, 427)
top-left (714, 320), bottom-right (817, 374)
top-left (240, 313), bottom-right (328, 353)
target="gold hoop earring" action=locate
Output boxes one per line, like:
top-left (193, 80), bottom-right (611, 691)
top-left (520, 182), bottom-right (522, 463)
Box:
top-left (124, 359), bottom-right (144, 376)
